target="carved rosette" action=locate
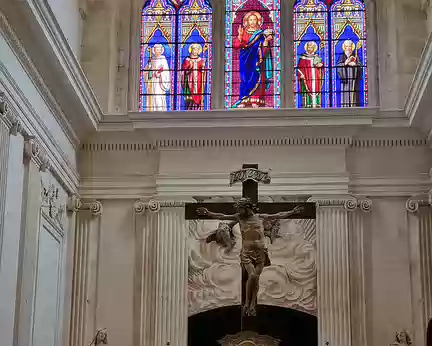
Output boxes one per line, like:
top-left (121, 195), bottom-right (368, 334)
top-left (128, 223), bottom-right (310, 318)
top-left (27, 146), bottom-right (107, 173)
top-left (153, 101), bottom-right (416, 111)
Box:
top-left (24, 137), bottom-right (51, 172)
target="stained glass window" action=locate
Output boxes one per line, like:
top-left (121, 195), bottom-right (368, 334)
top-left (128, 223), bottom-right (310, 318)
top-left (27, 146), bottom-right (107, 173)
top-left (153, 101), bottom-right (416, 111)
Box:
top-left (140, 0), bottom-right (212, 112)
top-left (294, 0), bottom-right (367, 108)
top-left (225, 0), bottom-right (281, 109)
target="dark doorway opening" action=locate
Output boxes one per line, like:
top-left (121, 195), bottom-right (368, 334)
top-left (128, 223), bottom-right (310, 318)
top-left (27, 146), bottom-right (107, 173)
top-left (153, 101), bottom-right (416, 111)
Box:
top-left (188, 305), bottom-right (317, 346)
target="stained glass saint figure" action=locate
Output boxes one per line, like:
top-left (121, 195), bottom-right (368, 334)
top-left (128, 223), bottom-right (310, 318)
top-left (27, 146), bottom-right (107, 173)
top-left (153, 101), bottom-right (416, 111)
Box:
top-left (336, 39), bottom-right (363, 107)
top-left (232, 11), bottom-right (274, 108)
top-left (143, 44), bottom-right (171, 111)
top-left (181, 44), bottom-right (207, 110)
top-left (297, 41), bottom-right (324, 108)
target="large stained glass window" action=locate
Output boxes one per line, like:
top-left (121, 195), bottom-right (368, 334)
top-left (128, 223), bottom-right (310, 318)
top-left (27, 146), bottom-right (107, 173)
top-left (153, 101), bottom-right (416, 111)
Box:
top-left (225, 0), bottom-right (281, 109)
top-left (140, 0), bottom-right (212, 111)
top-left (294, 0), bottom-right (367, 108)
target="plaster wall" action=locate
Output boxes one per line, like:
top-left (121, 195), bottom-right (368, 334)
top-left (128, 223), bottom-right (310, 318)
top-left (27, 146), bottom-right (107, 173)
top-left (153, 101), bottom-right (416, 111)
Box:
top-left (46, 0), bottom-right (83, 58)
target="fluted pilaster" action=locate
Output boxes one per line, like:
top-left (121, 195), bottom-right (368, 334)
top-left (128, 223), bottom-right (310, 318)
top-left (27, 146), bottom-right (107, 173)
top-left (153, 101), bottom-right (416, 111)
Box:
top-left (308, 196), bottom-right (356, 346)
top-left (349, 199), bottom-right (372, 346)
top-left (69, 199), bottom-right (103, 346)
top-left (134, 200), bottom-right (189, 346)
top-left (406, 196), bottom-right (432, 346)
top-left (0, 124), bottom-right (25, 346)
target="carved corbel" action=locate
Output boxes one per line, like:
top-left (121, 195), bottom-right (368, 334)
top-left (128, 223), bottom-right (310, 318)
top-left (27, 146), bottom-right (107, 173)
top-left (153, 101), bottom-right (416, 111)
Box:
top-left (23, 137), bottom-right (51, 172)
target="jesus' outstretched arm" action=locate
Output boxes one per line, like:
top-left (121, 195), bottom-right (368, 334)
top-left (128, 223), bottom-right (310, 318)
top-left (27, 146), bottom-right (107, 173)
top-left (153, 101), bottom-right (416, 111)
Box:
top-left (196, 207), bottom-right (239, 221)
top-left (260, 205), bottom-right (304, 220)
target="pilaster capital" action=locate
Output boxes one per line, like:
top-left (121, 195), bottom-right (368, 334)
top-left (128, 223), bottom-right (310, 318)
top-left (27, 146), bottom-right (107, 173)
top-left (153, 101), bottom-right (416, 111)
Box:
top-left (69, 197), bottom-right (103, 216)
top-left (307, 196), bottom-right (372, 212)
top-left (307, 196), bottom-right (358, 211)
top-left (405, 194), bottom-right (431, 213)
top-left (23, 137), bottom-right (51, 172)
top-left (0, 91), bottom-right (24, 135)
top-left (134, 199), bottom-right (190, 214)
top-left (67, 194), bottom-right (83, 212)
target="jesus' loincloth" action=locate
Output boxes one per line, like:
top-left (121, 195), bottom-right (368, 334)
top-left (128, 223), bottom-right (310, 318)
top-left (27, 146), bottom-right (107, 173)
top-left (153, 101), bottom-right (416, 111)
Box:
top-left (240, 247), bottom-right (271, 268)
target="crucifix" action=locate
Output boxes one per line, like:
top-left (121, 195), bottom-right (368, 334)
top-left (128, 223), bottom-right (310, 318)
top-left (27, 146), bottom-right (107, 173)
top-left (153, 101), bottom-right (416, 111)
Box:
top-left (185, 164), bottom-right (315, 327)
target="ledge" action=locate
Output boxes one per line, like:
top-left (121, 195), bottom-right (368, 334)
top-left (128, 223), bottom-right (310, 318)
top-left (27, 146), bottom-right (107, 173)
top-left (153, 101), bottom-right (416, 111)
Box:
top-left (98, 107), bottom-right (410, 131)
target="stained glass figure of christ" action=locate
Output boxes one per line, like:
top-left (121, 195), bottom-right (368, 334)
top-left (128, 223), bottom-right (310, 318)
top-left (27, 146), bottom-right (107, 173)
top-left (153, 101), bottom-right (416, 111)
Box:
top-left (293, 0), bottom-right (367, 108)
top-left (225, 0), bottom-right (281, 109)
top-left (140, 0), bottom-right (212, 111)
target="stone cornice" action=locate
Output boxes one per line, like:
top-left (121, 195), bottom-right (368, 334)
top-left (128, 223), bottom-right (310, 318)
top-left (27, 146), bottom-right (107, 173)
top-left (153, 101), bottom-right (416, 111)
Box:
top-left (0, 0), bottom-right (101, 138)
top-left (80, 137), bottom-right (427, 152)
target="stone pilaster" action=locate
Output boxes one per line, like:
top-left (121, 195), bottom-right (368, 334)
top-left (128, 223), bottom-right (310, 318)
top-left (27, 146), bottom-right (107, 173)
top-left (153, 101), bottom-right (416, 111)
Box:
top-left (134, 200), bottom-right (189, 346)
top-left (69, 199), bottom-right (103, 346)
top-left (15, 136), bottom-right (49, 346)
top-left (0, 103), bottom-right (25, 346)
top-left (308, 196), bottom-right (357, 346)
top-left (406, 195), bottom-right (432, 346)
top-left (349, 199), bottom-right (372, 346)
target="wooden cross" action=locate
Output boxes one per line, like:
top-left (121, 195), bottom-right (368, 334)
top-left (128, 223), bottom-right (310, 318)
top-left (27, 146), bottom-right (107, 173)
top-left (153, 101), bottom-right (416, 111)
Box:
top-left (185, 164), bottom-right (316, 328)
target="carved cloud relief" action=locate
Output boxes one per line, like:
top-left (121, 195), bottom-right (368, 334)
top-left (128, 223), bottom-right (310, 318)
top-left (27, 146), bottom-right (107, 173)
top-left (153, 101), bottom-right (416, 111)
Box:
top-left (188, 218), bottom-right (316, 316)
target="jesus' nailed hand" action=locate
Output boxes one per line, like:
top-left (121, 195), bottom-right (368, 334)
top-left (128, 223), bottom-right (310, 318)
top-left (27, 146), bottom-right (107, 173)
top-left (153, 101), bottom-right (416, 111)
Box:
top-left (196, 198), bottom-right (303, 316)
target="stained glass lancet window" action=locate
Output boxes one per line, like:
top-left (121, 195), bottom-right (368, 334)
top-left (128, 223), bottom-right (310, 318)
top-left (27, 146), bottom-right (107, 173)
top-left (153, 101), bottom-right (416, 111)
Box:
top-left (225, 0), bottom-right (281, 109)
top-left (140, 0), bottom-right (212, 111)
top-left (293, 0), bottom-right (367, 108)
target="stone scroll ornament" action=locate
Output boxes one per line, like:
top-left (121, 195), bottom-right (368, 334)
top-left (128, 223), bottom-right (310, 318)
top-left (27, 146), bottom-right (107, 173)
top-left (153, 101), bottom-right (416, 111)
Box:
top-left (229, 168), bottom-right (271, 186)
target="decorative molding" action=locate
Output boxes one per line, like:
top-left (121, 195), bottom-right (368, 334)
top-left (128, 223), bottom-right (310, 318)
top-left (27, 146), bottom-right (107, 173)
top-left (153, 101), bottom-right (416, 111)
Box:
top-left (80, 137), bottom-right (428, 152)
top-left (134, 199), bottom-right (188, 213)
top-left (219, 331), bottom-right (280, 346)
top-left (406, 194), bottom-right (432, 212)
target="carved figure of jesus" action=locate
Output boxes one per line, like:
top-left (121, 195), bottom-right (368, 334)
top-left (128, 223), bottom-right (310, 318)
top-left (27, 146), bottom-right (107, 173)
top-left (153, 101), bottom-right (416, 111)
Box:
top-left (197, 197), bottom-right (303, 316)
